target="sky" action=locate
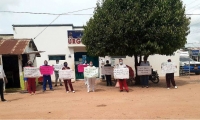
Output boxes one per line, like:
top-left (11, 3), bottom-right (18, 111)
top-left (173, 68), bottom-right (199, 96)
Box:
top-left (0, 0), bottom-right (200, 43)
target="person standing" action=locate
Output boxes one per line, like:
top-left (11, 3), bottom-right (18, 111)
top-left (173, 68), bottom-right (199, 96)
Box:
top-left (140, 56), bottom-right (150, 88)
top-left (86, 61), bottom-right (96, 93)
top-left (53, 60), bottom-right (63, 87)
top-left (165, 59), bottom-right (178, 89)
top-left (104, 60), bottom-right (112, 86)
top-left (62, 62), bottom-right (75, 93)
top-left (26, 60), bottom-right (37, 95)
top-left (0, 66), bottom-right (8, 102)
top-left (42, 60), bottom-right (54, 92)
top-left (118, 59), bottom-right (129, 92)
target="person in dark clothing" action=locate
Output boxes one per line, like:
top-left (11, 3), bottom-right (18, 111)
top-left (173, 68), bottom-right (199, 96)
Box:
top-left (104, 60), bottom-right (112, 86)
top-left (165, 59), bottom-right (178, 89)
top-left (0, 66), bottom-right (8, 102)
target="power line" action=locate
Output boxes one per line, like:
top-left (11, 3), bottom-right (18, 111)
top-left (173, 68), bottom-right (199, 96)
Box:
top-left (33, 7), bottom-right (95, 40)
top-left (0, 10), bottom-right (93, 15)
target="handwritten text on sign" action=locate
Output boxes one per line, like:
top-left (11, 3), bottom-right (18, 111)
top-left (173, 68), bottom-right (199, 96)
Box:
top-left (59, 70), bottom-right (74, 79)
top-left (102, 66), bottom-right (113, 75)
top-left (137, 66), bottom-right (152, 75)
top-left (84, 67), bottom-right (98, 78)
top-left (24, 67), bottom-right (41, 78)
top-left (114, 68), bottom-right (129, 79)
top-left (40, 66), bottom-right (54, 75)
top-left (53, 64), bottom-right (63, 71)
top-left (161, 62), bottom-right (177, 74)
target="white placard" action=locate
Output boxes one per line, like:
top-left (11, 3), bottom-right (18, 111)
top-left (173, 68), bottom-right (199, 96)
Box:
top-left (24, 67), bottom-right (41, 78)
top-left (137, 66), bottom-right (152, 75)
top-left (114, 68), bottom-right (129, 79)
top-left (102, 66), bottom-right (113, 75)
top-left (59, 69), bottom-right (74, 79)
top-left (84, 67), bottom-right (98, 78)
top-left (161, 62), bottom-right (177, 73)
top-left (53, 64), bottom-right (63, 71)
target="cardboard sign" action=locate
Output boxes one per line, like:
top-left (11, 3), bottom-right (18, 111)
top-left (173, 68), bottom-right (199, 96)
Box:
top-left (137, 66), bottom-right (152, 75)
top-left (161, 62), bottom-right (177, 74)
top-left (24, 67), bottom-right (41, 78)
top-left (84, 67), bottom-right (98, 78)
top-left (102, 66), bottom-right (113, 75)
top-left (114, 68), bottom-right (129, 79)
top-left (40, 66), bottom-right (54, 75)
top-left (59, 70), bottom-right (74, 79)
top-left (53, 64), bottom-right (63, 71)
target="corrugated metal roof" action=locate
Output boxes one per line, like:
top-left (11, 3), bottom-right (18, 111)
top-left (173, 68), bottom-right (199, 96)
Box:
top-left (0, 39), bottom-right (30, 54)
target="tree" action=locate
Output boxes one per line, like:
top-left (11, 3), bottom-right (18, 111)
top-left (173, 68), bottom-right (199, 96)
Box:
top-left (82, 0), bottom-right (190, 83)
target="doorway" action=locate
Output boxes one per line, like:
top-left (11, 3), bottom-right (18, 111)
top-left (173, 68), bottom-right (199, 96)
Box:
top-left (74, 52), bottom-right (99, 79)
top-left (2, 55), bottom-right (20, 88)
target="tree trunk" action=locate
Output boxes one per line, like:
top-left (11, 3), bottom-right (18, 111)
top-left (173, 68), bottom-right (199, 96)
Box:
top-left (134, 54), bottom-right (141, 85)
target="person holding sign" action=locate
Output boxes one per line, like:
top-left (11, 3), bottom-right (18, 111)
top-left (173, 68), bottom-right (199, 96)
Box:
top-left (26, 60), bottom-right (37, 95)
top-left (0, 66), bottom-right (8, 102)
top-left (53, 60), bottom-right (63, 87)
top-left (41, 60), bottom-right (54, 92)
top-left (140, 56), bottom-right (150, 88)
top-left (86, 61), bottom-right (96, 93)
top-left (62, 62), bottom-right (75, 93)
top-left (104, 60), bottom-right (112, 86)
top-left (118, 59), bottom-right (129, 92)
top-left (165, 59), bottom-right (178, 89)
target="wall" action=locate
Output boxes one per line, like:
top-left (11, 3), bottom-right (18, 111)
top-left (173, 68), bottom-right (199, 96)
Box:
top-left (14, 25), bottom-right (81, 82)
top-left (0, 34), bottom-right (14, 39)
top-left (99, 52), bottom-right (180, 77)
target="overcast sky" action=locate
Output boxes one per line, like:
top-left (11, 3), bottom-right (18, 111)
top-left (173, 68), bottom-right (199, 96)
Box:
top-left (0, 0), bottom-right (200, 43)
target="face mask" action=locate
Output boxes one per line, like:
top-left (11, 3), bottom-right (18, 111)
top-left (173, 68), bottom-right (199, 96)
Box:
top-left (64, 64), bottom-right (68, 67)
top-left (119, 62), bottom-right (123, 65)
top-left (90, 64), bottom-right (93, 66)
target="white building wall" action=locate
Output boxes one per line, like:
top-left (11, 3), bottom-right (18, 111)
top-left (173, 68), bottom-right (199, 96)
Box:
top-left (14, 26), bottom-right (77, 81)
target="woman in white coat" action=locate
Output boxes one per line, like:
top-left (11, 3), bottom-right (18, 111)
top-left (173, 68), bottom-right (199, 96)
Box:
top-left (87, 61), bottom-right (96, 93)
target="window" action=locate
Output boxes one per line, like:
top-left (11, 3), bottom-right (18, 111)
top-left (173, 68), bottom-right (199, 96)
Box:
top-left (180, 57), bottom-right (194, 62)
top-left (48, 55), bottom-right (65, 60)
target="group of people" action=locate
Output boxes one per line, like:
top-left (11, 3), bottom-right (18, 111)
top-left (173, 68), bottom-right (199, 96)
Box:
top-left (0, 57), bottom-right (178, 102)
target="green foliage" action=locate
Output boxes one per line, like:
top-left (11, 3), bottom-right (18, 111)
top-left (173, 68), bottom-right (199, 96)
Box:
top-left (82, 0), bottom-right (190, 57)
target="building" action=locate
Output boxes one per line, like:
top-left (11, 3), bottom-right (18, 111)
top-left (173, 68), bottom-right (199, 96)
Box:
top-left (0, 34), bottom-right (14, 40)
top-left (0, 39), bottom-right (41, 89)
top-left (13, 24), bottom-right (180, 81)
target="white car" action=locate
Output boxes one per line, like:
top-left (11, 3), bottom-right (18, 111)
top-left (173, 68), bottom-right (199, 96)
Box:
top-left (180, 56), bottom-right (200, 66)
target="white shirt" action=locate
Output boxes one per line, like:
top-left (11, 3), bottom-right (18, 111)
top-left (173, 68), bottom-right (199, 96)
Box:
top-left (118, 64), bottom-right (127, 68)
top-left (140, 61), bottom-right (150, 66)
top-left (53, 63), bottom-right (62, 71)
top-left (0, 68), bottom-right (6, 79)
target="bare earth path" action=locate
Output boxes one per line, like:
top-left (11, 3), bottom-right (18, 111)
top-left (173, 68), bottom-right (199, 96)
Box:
top-left (1, 76), bottom-right (200, 119)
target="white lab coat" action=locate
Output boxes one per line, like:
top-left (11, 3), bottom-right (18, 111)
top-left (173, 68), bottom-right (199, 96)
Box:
top-left (86, 66), bottom-right (96, 92)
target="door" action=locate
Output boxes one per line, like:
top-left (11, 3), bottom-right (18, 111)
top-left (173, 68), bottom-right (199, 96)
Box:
top-left (2, 55), bottom-right (20, 88)
top-left (74, 52), bottom-right (99, 79)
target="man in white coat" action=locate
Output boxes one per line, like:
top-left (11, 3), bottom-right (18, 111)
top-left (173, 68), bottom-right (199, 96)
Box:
top-left (86, 61), bottom-right (96, 93)
top-left (0, 65), bottom-right (8, 102)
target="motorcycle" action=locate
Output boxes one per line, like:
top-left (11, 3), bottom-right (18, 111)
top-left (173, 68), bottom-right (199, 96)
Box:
top-left (149, 70), bottom-right (159, 84)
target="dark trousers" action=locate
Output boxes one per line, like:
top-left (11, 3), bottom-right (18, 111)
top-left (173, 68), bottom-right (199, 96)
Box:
top-left (0, 79), bottom-right (4, 101)
top-left (105, 75), bottom-right (112, 86)
top-left (119, 79), bottom-right (128, 91)
top-left (140, 75), bottom-right (149, 86)
top-left (27, 78), bottom-right (36, 93)
top-left (166, 73), bottom-right (176, 87)
top-left (43, 75), bottom-right (53, 90)
top-left (64, 80), bottom-right (74, 91)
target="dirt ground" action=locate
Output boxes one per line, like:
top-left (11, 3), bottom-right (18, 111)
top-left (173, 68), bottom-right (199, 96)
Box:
top-left (1, 75), bottom-right (200, 119)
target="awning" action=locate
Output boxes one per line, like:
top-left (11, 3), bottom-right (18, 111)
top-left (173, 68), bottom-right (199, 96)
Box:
top-left (0, 39), bottom-right (42, 57)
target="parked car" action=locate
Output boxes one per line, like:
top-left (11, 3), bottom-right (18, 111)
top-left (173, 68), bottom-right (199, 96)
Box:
top-left (180, 56), bottom-right (200, 75)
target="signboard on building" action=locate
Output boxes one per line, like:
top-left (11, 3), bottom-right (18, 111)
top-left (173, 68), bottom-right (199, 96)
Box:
top-left (191, 50), bottom-right (199, 56)
top-left (68, 30), bottom-right (83, 44)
